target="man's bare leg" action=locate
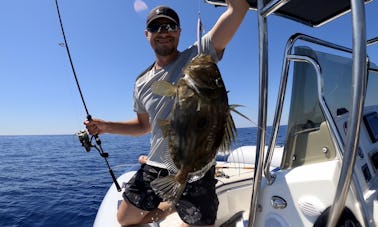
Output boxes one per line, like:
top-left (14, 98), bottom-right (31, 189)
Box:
top-left (117, 200), bottom-right (150, 226)
top-left (140, 202), bottom-right (213, 226)
top-left (118, 200), bottom-right (175, 226)
top-left (140, 202), bottom-right (175, 223)
top-left (181, 224), bottom-right (214, 227)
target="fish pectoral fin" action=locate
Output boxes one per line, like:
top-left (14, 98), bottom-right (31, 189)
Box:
top-left (151, 176), bottom-right (186, 202)
top-left (151, 81), bottom-right (176, 96)
top-left (157, 119), bottom-right (171, 137)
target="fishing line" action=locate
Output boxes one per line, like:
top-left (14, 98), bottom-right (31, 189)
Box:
top-left (196, 0), bottom-right (204, 55)
top-left (54, 0), bottom-right (121, 192)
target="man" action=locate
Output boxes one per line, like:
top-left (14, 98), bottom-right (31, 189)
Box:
top-left (85, 1), bottom-right (249, 226)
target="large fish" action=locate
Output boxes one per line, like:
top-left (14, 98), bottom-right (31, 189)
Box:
top-left (150, 54), bottom-right (240, 202)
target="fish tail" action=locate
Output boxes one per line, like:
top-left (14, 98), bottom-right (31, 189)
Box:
top-left (151, 176), bottom-right (186, 202)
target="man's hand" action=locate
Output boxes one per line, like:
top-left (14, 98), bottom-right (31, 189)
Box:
top-left (84, 118), bottom-right (107, 135)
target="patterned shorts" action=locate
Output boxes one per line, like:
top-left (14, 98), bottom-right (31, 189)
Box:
top-left (123, 164), bottom-right (219, 225)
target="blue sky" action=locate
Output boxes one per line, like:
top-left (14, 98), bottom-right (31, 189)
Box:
top-left (0, 0), bottom-right (377, 135)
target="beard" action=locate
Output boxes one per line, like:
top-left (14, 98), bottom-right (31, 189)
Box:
top-left (154, 45), bottom-right (176, 57)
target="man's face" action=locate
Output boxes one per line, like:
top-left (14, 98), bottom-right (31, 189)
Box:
top-left (145, 18), bottom-right (181, 57)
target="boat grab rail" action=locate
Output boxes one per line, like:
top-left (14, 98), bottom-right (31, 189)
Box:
top-left (327, 1), bottom-right (368, 225)
top-left (264, 33), bottom-right (354, 184)
top-left (367, 37), bottom-right (378, 46)
top-left (263, 34), bottom-right (377, 179)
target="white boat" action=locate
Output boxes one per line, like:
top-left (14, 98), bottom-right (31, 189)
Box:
top-left (94, 0), bottom-right (378, 226)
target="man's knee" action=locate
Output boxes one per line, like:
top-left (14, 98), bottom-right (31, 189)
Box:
top-left (116, 201), bottom-right (128, 225)
top-left (117, 200), bottom-right (146, 226)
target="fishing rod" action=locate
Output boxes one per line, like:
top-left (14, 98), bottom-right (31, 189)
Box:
top-left (196, 0), bottom-right (204, 56)
top-left (54, 0), bottom-right (121, 192)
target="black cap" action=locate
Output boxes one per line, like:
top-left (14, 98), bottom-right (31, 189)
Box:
top-left (146, 6), bottom-right (180, 27)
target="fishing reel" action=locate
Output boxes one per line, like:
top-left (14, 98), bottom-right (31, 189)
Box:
top-left (77, 130), bottom-right (92, 152)
top-left (76, 129), bottom-right (119, 190)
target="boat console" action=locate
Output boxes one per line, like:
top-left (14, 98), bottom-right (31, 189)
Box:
top-left (336, 98), bottom-right (378, 186)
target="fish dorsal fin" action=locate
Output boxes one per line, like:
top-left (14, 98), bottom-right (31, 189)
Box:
top-left (219, 105), bottom-right (252, 152)
top-left (229, 104), bottom-right (252, 122)
top-left (151, 81), bottom-right (176, 97)
top-left (219, 109), bottom-right (237, 152)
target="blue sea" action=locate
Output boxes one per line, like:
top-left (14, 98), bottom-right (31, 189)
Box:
top-left (0, 127), bottom-right (286, 227)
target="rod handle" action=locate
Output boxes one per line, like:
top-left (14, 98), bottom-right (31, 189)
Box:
top-left (86, 114), bottom-right (101, 145)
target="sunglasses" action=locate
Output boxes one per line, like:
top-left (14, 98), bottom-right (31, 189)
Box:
top-left (147, 23), bottom-right (179, 33)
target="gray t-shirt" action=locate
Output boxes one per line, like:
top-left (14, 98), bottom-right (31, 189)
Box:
top-left (133, 33), bottom-right (220, 168)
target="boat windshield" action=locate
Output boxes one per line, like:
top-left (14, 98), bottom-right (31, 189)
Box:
top-left (319, 52), bottom-right (378, 119)
top-left (365, 69), bottom-right (378, 108)
top-left (282, 46), bottom-right (378, 168)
